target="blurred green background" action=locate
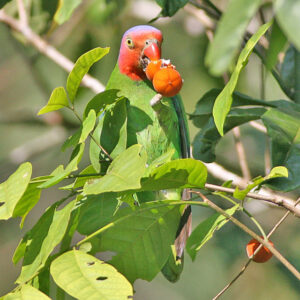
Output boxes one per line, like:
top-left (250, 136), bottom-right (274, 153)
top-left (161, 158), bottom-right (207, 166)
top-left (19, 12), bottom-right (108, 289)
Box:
top-left (0, 0), bottom-right (299, 299)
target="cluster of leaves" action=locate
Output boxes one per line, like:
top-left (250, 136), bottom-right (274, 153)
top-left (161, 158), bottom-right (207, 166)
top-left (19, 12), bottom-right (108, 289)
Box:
top-left (1, 0), bottom-right (300, 299)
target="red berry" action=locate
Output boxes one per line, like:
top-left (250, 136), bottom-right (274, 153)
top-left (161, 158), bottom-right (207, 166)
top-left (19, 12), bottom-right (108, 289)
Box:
top-left (152, 68), bottom-right (183, 97)
top-left (246, 237), bottom-right (274, 263)
top-left (145, 59), bottom-right (162, 81)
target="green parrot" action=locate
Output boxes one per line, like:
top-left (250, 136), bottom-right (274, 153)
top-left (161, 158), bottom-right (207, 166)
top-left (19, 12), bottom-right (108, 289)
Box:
top-left (94, 25), bottom-right (191, 282)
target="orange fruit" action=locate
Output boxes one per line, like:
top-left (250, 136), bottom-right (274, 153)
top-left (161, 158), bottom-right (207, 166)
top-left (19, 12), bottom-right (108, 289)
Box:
top-left (145, 60), bottom-right (162, 81)
top-left (246, 237), bottom-right (274, 263)
top-left (152, 67), bottom-right (183, 97)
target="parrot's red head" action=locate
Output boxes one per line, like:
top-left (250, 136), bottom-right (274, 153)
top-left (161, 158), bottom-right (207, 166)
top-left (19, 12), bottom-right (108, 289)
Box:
top-left (118, 25), bottom-right (163, 81)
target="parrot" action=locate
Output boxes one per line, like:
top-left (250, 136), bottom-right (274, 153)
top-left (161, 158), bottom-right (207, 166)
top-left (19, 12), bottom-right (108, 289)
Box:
top-left (97, 25), bottom-right (191, 282)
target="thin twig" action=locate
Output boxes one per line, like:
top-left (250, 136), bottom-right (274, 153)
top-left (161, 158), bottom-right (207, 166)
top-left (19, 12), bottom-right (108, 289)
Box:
top-left (203, 183), bottom-right (300, 217)
top-left (17, 0), bottom-right (28, 26)
top-left (192, 191), bottom-right (300, 281)
top-left (213, 198), bottom-right (300, 299)
top-left (249, 121), bottom-right (267, 133)
top-left (0, 10), bottom-right (105, 94)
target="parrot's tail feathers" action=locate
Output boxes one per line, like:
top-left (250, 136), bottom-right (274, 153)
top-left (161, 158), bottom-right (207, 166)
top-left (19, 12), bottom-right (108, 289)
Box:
top-left (174, 204), bottom-right (192, 258)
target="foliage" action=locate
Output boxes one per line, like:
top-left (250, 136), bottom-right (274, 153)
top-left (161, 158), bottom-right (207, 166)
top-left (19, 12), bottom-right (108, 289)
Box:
top-left (1, 0), bottom-right (300, 299)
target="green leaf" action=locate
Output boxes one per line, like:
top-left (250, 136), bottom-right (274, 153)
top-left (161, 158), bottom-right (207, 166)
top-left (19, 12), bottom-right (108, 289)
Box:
top-left (266, 20), bottom-right (287, 70)
top-left (205, 0), bottom-right (261, 75)
top-left (77, 194), bottom-right (118, 235)
top-left (280, 45), bottom-right (296, 91)
top-left (213, 21), bottom-right (272, 135)
top-left (262, 101), bottom-right (300, 191)
top-left (54, 0), bottom-right (82, 25)
top-left (13, 180), bottom-right (42, 228)
top-left (186, 205), bottom-right (238, 261)
top-left (0, 0), bottom-right (12, 8)
top-left (61, 130), bottom-right (81, 151)
top-left (50, 250), bottom-right (133, 300)
top-left (38, 87), bottom-right (69, 115)
top-left (16, 199), bottom-right (76, 283)
top-left (141, 158), bottom-right (207, 190)
top-left (3, 285), bottom-right (51, 300)
top-left (0, 162), bottom-right (32, 220)
top-left (267, 166), bottom-right (288, 179)
top-left (274, 0), bottom-right (300, 51)
top-left (39, 143), bottom-right (85, 188)
top-left (155, 0), bottom-right (188, 17)
top-left (193, 107), bottom-right (266, 162)
top-left (79, 109), bottom-right (96, 143)
top-left (89, 98), bottom-right (127, 171)
top-left (83, 89), bottom-right (119, 119)
top-left (84, 144), bottom-right (146, 195)
top-left (91, 201), bottom-right (184, 282)
top-left (67, 47), bottom-right (110, 103)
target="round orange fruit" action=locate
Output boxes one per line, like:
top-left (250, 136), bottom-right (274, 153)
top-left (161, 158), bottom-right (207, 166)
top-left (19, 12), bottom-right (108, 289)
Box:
top-left (145, 60), bottom-right (162, 81)
top-left (246, 237), bottom-right (274, 263)
top-left (152, 67), bottom-right (183, 97)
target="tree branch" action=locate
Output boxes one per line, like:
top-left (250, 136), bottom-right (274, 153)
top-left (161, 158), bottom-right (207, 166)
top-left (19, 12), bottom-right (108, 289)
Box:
top-left (191, 191), bottom-right (300, 281)
top-left (0, 10), bottom-right (105, 94)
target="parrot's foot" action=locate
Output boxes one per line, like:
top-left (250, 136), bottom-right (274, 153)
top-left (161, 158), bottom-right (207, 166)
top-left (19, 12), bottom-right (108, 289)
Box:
top-left (150, 93), bottom-right (163, 107)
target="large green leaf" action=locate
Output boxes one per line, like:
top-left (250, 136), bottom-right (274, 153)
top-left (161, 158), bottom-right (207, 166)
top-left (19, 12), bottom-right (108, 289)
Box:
top-left (186, 205), bottom-right (238, 261)
top-left (205, 0), bottom-right (261, 75)
top-left (155, 0), bottom-right (188, 17)
top-left (193, 107), bottom-right (266, 162)
top-left (265, 20), bottom-right (287, 70)
top-left (79, 109), bottom-right (96, 143)
top-left (54, 0), bottom-right (82, 25)
top-left (77, 194), bottom-right (118, 235)
top-left (280, 45), bottom-right (296, 91)
top-left (262, 101), bottom-right (300, 191)
top-left (85, 144), bottom-right (146, 195)
top-left (0, 162), bottom-right (32, 220)
top-left (274, 0), bottom-right (300, 51)
top-left (83, 89), bottom-right (119, 119)
top-left (39, 143), bottom-right (85, 188)
top-left (89, 201), bottom-right (183, 282)
top-left (50, 250), bottom-right (133, 300)
top-left (67, 47), bottom-right (109, 103)
top-left (89, 98), bottom-right (128, 171)
top-left (213, 21), bottom-right (272, 135)
top-left (141, 158), bottom-right (207, 190)
top-left (38, 87), bottom-right (69, 115)
top-left (3, 285), bottom-right (51, 300)
top-left (0, 0), bottom-right (12, 8)
top-left (16, 199), bottom-right (76, 283)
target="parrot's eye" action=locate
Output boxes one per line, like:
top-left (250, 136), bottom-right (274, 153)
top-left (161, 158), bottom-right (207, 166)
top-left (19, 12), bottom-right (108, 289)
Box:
top-left (145, 40), bottom-right (150, 46)
top-left (126, 38), bottom-right (134, 49)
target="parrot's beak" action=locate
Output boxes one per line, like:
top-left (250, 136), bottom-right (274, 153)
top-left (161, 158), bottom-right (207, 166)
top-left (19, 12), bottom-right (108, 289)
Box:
top-left (143, 42), bottom-right (161, 61)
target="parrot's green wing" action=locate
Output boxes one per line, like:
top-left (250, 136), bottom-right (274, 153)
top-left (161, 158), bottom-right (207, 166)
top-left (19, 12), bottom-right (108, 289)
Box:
top-left (94, 64), bottom-right (190, 282)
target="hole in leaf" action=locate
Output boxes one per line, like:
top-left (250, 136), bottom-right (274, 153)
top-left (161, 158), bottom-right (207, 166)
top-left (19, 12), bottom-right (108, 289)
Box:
top-left (96, 276), bottom-right (108, 281)
top-left (0, 202), bottom-right (4, 207)
top-left (87, 261), bottom-right (95, 266)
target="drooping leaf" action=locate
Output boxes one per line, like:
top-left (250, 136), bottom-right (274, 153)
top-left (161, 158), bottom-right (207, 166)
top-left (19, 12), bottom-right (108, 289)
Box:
top-left (155, 0), bottom-right (188, 17)
top-left (193, 107), bottom-right (266, 162)
top-left (77, 194), bottom-right (118, 235)
top-left (54, 0), bottom-right (82, 25)
top-left (0, 162), bottom-right (32, 220)
top-left (91, 201), bottom-right (184, 282)
top-left (205, 0), bottom-right (261, 75)
top-left (3, 285), bottom-right (51, 300)
top-left (0, 0), bottom-right (12, 9)
top-left (16, 199), bottom-right (76, 283)
top-left (274, 0), bottom-right (300, 51)
top-left (213, 21), bottom-right (272, 135)
top-left (262, 101), bottom-right (300, 191)
top-left (79, 109), bottom-right (96, 143)
top-left (186, 205), bottom-right (238, 261)
top-left (84, 144), bottom-right (146, 195)
top-left (67, 47), bottom-right (110, 103)
top-left (50, 250), bottom-right (133, 300)
top-left (141, 158), bottom-right (207, 190)
top-left (83, 89), bottom-right (119, 119)
top-left (38, 87), bottom-right (69, 115)
top-left (13, 180), bottom-right (42, 228)
top-left (265, 20), bottom-right (287, 70)
top-left (39, 143), bottom-right (85, 188)
top-left (89, 97), bottom-right (127, 171)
